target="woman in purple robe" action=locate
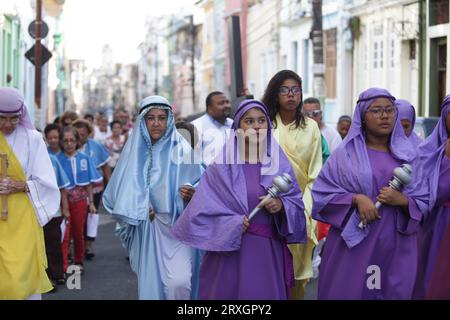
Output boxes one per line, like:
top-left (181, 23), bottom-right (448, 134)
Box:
top-left (414, 95), bottom-right (450, 299)
top-left (172, 99), bottom-right (306, 300)
top-left (395, 99), bottom-right (423, 147)
top-left (311, 88), bottom-right (429, 300)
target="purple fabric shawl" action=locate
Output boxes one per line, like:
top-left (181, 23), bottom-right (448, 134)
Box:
top-left (396, 99), bottom-right (423, 147)
top-left (171, 99), bottom-right (306, 251)
top-left (417, 95), bottom-right (450, 211)
top-left (312, 88), bottom-right (429, 247)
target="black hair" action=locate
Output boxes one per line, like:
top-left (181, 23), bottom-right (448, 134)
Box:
top-left (205, 91), bottom-right (224, 110)
top-left (44, 123), bottom-right (61, 138)
top-left (261, 70), bottom-right (306, 129)
top-left (303, 97), bottom-right (321, 106)
top-left (338, 115), bottom-right (352, 124)
top-left (110, 120), bottom-right (122, 130)
top-left (139, 104), bottom-right (171, 115)
top-left (84, 113), bottom-right (94, 121)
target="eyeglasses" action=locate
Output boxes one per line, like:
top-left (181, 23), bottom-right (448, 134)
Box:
top-left (0, 115), bottom-right (20, 125)
top-left (278, 86), bottom-right (301, 96)
top-left (62, 139), bottom-right (77, 145)
top-left (366, 106), bottom-right (396, 118)
top-left (304, 110), bottom-right (322, 118)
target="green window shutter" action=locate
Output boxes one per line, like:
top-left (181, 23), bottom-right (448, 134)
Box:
top-left (2, 15), bottom-right (12, 87)
top-left (12, 19), bottom-right (20, 88)
top-left (1, 15), bottom-right (20, 88)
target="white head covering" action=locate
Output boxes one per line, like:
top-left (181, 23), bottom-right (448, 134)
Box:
top-left (0, 87), bottom-right (34, 129)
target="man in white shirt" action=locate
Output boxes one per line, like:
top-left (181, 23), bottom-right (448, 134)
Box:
top-left (303, 97), bottom-right (342, 154)
top-left (191, 91), bottom-right (233, 166)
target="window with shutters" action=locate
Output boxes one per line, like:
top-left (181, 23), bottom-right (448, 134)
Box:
top-left (1, 15), bottom-right (20, 87)
top-left (372, 24), bottom-right (384, 70)
top-left (390, 39), bottom-right (395, 68)
top-left (429, 0), bottom-right (449, 26)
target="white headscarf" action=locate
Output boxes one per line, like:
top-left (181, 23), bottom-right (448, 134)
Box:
top-left (0, 87), bottom-right (34, 129)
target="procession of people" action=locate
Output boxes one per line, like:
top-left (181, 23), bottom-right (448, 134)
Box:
top-left (0, 68), bottom-right (449, 300)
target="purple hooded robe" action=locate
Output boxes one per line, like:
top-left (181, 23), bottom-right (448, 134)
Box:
top-left (396, 99), bottom-right (423, 147)
top-left (172, 99), bottom-right (306, 299)
top-left (414, 95), bottom-right (450, 299)
top-left (312, 88), bottom-right (429, 300)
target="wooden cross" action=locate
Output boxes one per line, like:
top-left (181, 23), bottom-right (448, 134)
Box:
top-left (0, 153), bottom-right (8, 221)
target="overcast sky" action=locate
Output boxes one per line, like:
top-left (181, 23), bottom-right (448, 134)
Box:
top-left (62, 0), bottom-right (196, 69)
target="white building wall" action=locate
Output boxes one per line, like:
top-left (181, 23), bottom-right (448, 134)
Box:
top-left (246, 0), bottom-right (279, 99)
top-left (352, 1), bottom-right (420, 113)
top-left (280, 18), bottom-right (314, 99)
top-left (276, 0), bottom-right (355, 125)
top-left (339, 11), bottom-right (355, 118)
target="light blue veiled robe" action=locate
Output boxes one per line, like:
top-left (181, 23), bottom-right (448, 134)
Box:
top-left (103, 96), bottom-right (204, 300)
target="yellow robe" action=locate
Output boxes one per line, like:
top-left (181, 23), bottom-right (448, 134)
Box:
top-left (273, 114), bottom-right (322, 298)
top-left (0, 133), bottom-right (52, 299)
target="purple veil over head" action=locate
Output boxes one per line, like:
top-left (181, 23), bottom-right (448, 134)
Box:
top-left (417, 95), bottom-right (450, 210)
top-left (396, 99), bottom-right (423, 147)
top-left (0, 87), bottom-right (34, 130)
top-left (171, 99), bottom-right (306, 251)
top-left (312, 88), bottom-right (429, 245)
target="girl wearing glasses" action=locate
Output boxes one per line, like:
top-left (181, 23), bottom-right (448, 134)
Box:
top-left (414, 95), bottom-right (450, 299)
top-left (312, 88), bottom-right (428, 299)
top-left (262, 70), bottom-right (323, 299)
top-left (57, 126), bottom-right (101, 275)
